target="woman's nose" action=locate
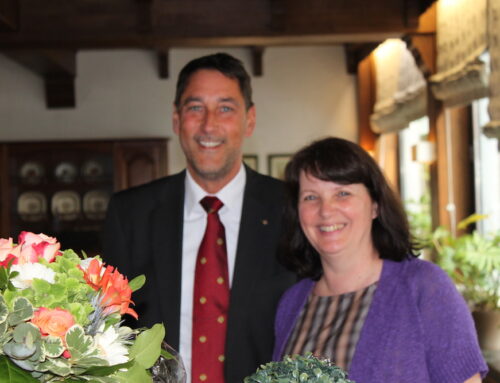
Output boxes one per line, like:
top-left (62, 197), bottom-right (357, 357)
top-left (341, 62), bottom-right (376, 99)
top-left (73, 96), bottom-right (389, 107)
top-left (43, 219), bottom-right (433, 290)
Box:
top-left (319, 199), bottom-right (336, 217)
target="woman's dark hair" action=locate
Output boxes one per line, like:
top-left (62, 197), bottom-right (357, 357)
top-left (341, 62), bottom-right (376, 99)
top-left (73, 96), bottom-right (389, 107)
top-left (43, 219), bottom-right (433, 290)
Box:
top-left (280, 137), bottom-right (419, 280)
top-left (174, 52), bottom-right (253, 110)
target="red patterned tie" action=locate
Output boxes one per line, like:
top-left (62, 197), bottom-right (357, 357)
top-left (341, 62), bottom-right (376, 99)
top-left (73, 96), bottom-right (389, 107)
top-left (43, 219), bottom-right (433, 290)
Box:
top-left (192, 196), bottom-right (229, 383)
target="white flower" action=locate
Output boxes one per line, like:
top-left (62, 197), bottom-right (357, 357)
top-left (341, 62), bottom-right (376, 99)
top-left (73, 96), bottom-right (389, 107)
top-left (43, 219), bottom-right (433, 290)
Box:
top-left (11, 263), bottom-right (55, 289)
top-left (94, 324), bottom-right (129, 365)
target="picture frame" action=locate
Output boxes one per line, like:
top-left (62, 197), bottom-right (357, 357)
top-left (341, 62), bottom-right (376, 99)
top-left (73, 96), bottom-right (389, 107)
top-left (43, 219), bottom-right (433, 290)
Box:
top-left (243, 154), bottom-right (259, 172)
top-left (268, 154), bottom-right (292, 180)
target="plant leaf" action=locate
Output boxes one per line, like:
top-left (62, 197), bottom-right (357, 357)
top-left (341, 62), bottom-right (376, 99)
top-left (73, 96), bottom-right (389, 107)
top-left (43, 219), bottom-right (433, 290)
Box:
top-left (8, 297), bottom-right (34, 326)
top-left (115, 360), bottom-right (152, 383)
top-left (0, 355), bottom-right (38, 383)
top-left (128, 323), bottom-right (164, 369)
top-left (128, 275), bottom-right (146, 292)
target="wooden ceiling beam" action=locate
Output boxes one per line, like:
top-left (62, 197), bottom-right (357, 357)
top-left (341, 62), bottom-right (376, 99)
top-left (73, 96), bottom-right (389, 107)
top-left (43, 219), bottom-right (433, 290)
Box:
top-left (157, 48), bottom-right (169, 79)
top-left (0, 0), bottom-right (18, 31)
top-left (250, 46), bottom-right (265, 77)
top-left (4, 50), bottom-right (76, 108)
top-left (344, 43), bottom-right (381, 75)
top-left (0, 0), bottom-right (435, 49)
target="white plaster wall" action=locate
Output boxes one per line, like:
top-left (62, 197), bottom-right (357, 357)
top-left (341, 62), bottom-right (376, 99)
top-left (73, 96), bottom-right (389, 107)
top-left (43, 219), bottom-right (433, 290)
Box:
top-left (0, 46), bottom-right (357, 175)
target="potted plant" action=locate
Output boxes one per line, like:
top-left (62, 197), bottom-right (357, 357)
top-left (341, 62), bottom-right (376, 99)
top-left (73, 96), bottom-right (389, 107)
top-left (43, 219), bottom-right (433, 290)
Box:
top-left (420, 214), bottom-right (500, 350)
top-left (244, 353), bottom-right (355, 383)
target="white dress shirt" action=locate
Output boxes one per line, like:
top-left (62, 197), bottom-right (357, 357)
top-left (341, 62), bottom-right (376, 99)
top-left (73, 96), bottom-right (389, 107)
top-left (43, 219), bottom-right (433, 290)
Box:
top-left (179, 165), bottom-right (246, 381)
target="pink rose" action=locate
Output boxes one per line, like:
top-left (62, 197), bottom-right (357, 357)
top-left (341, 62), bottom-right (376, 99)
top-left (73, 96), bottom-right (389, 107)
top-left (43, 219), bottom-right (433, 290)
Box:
top-left (31, 307), bottom-right (75, 339)
top-left (17, 232), bottom-right (61, 264)
top-left (0, 238), bottom-right (21, 267)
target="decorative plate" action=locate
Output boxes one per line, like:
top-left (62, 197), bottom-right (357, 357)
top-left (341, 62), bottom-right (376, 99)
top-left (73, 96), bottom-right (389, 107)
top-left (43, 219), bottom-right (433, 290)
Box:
top-left (54, 161), bottom-right (78, 183)
top-left (17, 191), bottom-right (47, 222)
top-left (19, 161), bottom-right (45, 184)
top-left (51, 190), bottom-right (81, 221)
top-left (81, 160), bottom-right (104, 182)
top-left (83, 190), bottom-right (110, 220)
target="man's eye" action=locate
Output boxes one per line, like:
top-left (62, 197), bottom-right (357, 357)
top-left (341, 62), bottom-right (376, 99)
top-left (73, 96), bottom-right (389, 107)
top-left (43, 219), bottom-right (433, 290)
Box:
top-left (220, 106), bottom-right (234, 112)
top-left (338, 191), bottom-right (350, 197)
top-left (186, 105), bottom-right (202, 112)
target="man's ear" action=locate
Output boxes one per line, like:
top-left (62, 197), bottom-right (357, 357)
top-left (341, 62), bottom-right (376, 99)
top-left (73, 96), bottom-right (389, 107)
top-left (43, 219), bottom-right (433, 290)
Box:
top-left (244, 105), bottom-right (256, 137)
top-left (173, 105), bottom-right (180, 135)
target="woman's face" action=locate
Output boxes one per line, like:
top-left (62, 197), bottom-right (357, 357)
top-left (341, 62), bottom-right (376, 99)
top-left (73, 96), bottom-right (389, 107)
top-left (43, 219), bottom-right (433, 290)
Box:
top-left (298, 171), bottom-right (378, 259)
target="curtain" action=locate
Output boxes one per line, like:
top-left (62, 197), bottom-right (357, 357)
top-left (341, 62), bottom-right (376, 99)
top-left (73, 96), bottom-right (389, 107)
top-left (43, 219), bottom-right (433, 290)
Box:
top-left (371, 39), bottom-right (427, 134)
top-left (429, 0), bottom-right (489, 107)
top-left (485, 0), bottom-right (500, 139)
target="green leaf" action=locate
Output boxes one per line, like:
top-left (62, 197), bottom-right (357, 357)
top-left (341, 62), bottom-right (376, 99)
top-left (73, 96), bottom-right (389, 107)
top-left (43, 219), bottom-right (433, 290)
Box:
top-left (128, 323), bottom-right (164, 369)
top-left (128, 275), bottom-right (146, 293)
top-left (42, 336), bottom-right (64, 358)
top-left (3, 342), bottom-right (36, 360)
top-left (8, 297), bottom-right (34, 326)
top-left (457, 214), bottom-right (488, 230)
top-left (12, 323), bottom-right (40, 345)
top-left (83, 360), bottom-right (134, 377)
top-left (115, 360), bottom-right (152, 383)
top-left (0, 355), bottom-right (38, 383)
top-left (65, 325), bottom-right (97, 361)
top-left (0, 296), bottom-right (8, 324)
top-left (38, 357), bottom-right (72, 376)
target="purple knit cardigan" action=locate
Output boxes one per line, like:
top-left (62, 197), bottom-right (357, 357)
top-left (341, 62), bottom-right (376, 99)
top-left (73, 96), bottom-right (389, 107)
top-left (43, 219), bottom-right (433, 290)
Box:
top-left (273, 258), bottom-right (488, 383)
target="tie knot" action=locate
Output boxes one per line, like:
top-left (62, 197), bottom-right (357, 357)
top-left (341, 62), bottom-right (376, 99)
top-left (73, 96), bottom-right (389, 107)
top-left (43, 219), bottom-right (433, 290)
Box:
top-left (200, 196), bottom-right (223, 214)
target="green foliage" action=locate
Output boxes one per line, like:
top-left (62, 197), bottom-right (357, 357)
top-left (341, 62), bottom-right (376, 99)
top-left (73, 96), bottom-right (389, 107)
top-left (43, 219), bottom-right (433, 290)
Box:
top-left (244, 353), bottom-right (355, 383)
top-left (426, 214), bottom-right (500, 311)
top-left (0, 238), bottom-right (163, 383)
top-left (128, 323), bottom-right (165, 369)
top-left (128, 275), bottom-right (145, 293)
top-left (0, 355), bottom-right (38, 383)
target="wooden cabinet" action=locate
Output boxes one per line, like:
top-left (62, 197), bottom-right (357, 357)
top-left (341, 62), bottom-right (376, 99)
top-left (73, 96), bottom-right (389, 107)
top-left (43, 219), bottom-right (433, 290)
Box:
top-left (0, 138), bottom-right (168, 255)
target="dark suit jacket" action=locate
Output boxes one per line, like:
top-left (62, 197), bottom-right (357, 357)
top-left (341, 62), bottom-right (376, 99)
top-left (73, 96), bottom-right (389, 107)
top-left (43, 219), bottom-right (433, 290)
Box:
top-left (103, 166), bottom-right (295, 383)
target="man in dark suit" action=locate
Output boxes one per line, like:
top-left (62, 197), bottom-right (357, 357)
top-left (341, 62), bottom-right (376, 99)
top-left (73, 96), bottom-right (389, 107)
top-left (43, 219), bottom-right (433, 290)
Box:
top-left (103, 53), bottom-right (295, 383)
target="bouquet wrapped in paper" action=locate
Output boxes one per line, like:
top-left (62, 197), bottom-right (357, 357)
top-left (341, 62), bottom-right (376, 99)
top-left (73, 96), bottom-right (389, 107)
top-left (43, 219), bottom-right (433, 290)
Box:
top-left (0, 231), bottom-right (171, 383)
top-left (244, 352), bottom-right (355, 383)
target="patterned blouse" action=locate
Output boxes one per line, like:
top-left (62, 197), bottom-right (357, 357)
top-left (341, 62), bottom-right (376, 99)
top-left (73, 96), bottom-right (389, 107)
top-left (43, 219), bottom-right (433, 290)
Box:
top-left (283, 282), bottom-right (377, 370)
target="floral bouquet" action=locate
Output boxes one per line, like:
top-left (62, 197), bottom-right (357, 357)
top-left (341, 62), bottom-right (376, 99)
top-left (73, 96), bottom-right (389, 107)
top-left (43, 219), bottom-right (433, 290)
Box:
top-left (0, 231), bottom-right (169, 383)
top-left (244, 353), bottom-right (355, 383)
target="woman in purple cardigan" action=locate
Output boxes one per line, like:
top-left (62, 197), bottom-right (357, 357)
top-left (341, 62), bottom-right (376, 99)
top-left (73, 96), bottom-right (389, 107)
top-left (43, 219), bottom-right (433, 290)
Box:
top-left (273, 137), bottom-right (487, 383)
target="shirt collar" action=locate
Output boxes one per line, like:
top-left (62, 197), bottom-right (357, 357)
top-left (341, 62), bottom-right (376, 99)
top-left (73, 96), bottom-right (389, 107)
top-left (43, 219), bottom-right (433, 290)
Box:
top-left (184, 164), bottom-right (246, 217)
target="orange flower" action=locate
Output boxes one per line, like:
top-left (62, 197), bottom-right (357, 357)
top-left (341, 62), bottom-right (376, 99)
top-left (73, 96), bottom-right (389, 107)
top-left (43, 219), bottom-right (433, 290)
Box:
top-left (99, 265), bottom-right (138, 319)
top-left (31, 307), bottom-right (75, 339)
top-left (80, 258), bottom-right (105, 291)
top-left (80, 259), bottom-right (138, 319)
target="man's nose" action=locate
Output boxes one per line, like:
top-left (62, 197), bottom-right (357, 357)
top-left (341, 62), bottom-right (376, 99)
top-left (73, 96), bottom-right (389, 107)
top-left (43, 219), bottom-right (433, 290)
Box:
top-left (200, 109), bottom-right (217, 133)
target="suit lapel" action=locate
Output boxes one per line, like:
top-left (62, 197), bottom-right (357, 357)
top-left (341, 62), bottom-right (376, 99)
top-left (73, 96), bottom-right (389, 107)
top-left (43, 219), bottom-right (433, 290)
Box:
top-left (151, 171), bottom-right (185, 349)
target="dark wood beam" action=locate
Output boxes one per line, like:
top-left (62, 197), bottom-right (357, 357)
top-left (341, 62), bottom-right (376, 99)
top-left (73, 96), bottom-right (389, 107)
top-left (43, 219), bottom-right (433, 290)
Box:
top-left (0, 0), bottom-right (18, 31)
top-left (4, 50), bottom-right (76, 108)
top-left (157, 48), bottom-right (169, 79)
top-left (135, 0), bottom-right (157, 34)
top-left (344, 43), bottom-right (381, 75)
top-left (250, 46), bottom-right (264, 77)
top-left (0, 0), bottom-right (431, 50)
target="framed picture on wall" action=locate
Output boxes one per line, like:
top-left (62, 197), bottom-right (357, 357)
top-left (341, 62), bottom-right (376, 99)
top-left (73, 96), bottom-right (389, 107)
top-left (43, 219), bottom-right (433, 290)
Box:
top-left (268, 154), bottom-right (292, 180)
top-left (243, 154), bottom-right (259, 172)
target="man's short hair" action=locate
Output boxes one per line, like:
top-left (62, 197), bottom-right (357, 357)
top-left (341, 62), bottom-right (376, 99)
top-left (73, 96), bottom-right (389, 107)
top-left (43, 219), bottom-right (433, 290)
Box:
top-left (174, 53), bottom-right (253, 110)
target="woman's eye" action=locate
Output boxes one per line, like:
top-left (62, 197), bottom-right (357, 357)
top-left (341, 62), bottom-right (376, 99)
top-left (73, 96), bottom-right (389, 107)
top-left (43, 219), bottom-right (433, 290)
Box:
top-left (303, 195), bottom-right (317, 201)
top-left (338, 191), bottom-right (350, 197)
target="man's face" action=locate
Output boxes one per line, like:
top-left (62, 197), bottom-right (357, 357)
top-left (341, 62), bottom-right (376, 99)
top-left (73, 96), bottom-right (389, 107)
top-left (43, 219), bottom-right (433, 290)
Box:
top-left (173, 69), bottom-right (255, 191)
